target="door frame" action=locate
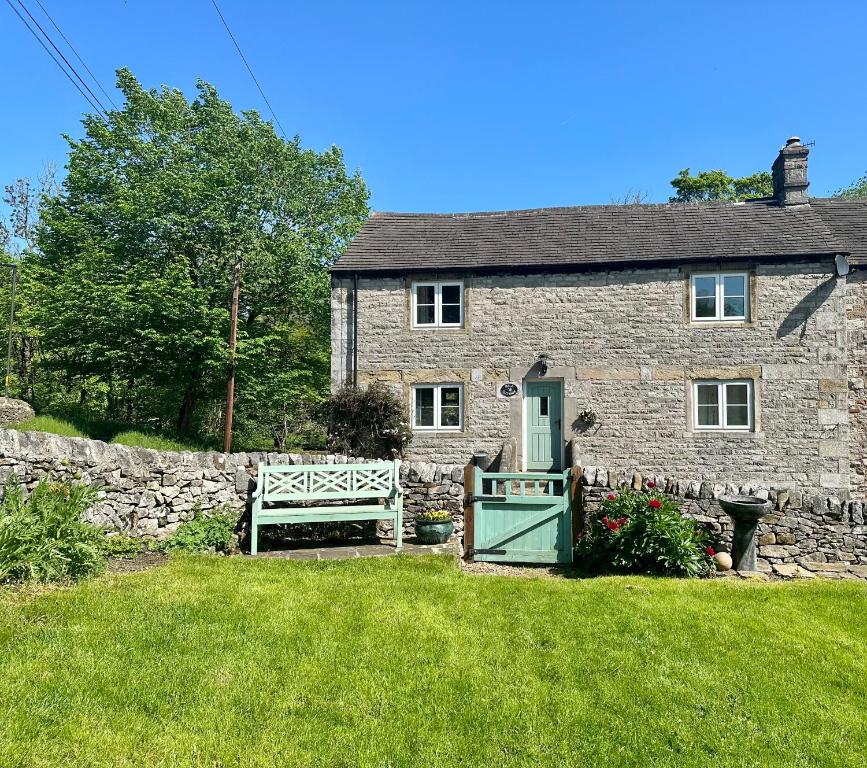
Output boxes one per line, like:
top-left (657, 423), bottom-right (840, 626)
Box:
top-left (522, 377), bottom-right (565, 472)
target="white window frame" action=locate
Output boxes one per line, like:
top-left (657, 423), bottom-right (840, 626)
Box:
top-left (692, 380), bottom-right (753, 432)
top-left (411, 281), bottom-right (463, 328)
top-left (411, 384), bottom-right (464, 431)
top-left (690, 272), bottom-right (749, 322)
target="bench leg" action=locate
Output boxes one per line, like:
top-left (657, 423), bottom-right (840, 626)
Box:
top-left (250, 520), bottom-right (258, 556)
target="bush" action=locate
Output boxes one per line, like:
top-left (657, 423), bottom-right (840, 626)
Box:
top-left (574, 487), bottom-right (715, 578)
top-left (326, 383), bottom-right (412, 458)
top-left (0, 480), bottom-right (105, 583)
top-left (158, 508), bottom-right (239, 554)
top-left (99, 533), bottom-right (145, 559)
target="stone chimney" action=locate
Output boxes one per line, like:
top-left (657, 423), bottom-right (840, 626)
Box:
top-left (772, 136), bottom-right (809, 205)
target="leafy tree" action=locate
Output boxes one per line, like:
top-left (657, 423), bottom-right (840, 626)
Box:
top-left (669, 168), bottom-right (773, 202)
top-left (833, 174), bottom-right (867, 198)
top-left (29, 69), bottom-right (368, 439)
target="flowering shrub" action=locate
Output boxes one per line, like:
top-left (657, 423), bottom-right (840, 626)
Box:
top-left (416, 509), bottom-right (452, 523)
top-left (574, 489), bottom-right (715, 577)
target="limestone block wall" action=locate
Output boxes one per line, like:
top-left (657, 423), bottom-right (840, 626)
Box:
top-left (333, 258), bottom-right (854, 497)
top-left (576, 465), bottom-right (867, 566)
top-left (0, 429), bottom-right (464, 539)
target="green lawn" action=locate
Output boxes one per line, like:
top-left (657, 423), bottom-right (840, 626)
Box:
top-left (1, 556), bottom-right (865, 768)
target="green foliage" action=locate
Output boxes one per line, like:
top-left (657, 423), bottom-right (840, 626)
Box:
top-left (0, 480), bottom-right (104, 583)
top-left (21, 68), bottom-right (368, 446)
top-left (99, 533), bottom-right (144, 559)
top-left (158, 507), bottom-right (239, 554)
top-left (574, 488), bottom-right (715, 577)
top-left (416, 510), bottom-right (451, 522)
top-left (669, 168), bottom-right (773, 202)
top-left (326, 383), bottom-right (412, 458)
top-left (834, 174), bottom-right (867, 198)
top-left (109, 431), bottom-right (202, 452)
top-left (8, 415), bottom-right (87, 438)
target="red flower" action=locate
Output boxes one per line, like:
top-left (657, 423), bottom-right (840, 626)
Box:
top-left (607, 493), bottom-right (617, 501)
top-left (607, 522), bottom-right (619, 531)
top-left (648, 499), bottom-right (662, 509)
top-left (646, 480), bottom-right (656, 488)
top-left (706, 546), bottom-right (716, 557)
top-left (601, 515), bottom-right (609, 525)
top-left (617, 517), bottom-right (627, 526)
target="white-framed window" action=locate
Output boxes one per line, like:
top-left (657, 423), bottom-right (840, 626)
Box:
top-left (412, 384), bottom-right (463, 431)
top-left (693, 380), bottom-right (753, 431)
top-left (411, 281), bottom-right (463, 328)
top-left (690, 272), bottom-right (748, 322)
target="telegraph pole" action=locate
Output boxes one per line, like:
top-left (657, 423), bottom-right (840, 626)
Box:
top-left (1, 263), bottom-right (17, 399)
top-left (223, 257), bottom-right (241, 452)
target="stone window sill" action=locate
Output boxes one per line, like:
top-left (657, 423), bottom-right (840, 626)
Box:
top-left (689, 430), bottom-right (765, 439)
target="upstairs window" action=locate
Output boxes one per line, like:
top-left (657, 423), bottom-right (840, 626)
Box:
top-left (412, 281), bottom-right (463, 328)
top-left (412, 384), bottom-right (463, 431)
top-left (691, 272), bottom-right (748, 322)
top-left (693, 380), bottom-right (753, 431)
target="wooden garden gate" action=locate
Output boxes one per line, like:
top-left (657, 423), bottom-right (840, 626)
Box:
top-left (466, 467), bottom-right (573, 564)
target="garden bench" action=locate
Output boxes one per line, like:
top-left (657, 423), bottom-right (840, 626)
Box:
top-left (250, 460), bottom-right (403, 555)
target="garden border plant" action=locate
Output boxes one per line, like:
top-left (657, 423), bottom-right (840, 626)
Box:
top-left (574, 483), bottom-right (716, 577)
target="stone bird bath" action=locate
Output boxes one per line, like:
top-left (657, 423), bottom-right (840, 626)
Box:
top-left (719, 496), bottom-right (772, 571)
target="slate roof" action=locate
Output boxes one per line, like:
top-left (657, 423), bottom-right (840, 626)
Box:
top-left (812, 198), bottom-right (867, 264)
top-left (332, 198), bottom-right (867, 274)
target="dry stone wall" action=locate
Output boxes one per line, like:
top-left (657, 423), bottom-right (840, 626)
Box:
top-left (576, 464), bottom-right (867, 567)
top-left (0, 429), bottom-right (464, 540)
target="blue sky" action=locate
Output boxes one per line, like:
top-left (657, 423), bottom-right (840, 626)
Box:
top-left (1, 0), bottom-right (865, 213)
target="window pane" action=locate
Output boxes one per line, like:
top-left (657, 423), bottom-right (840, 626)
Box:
top-left (693, 276), bottom-right (716, 298)
top-left (415, 285), bottom-right (435, 325)
top-left (725, 384), bottom-right (749, 406)
top-left (441, 304), bottom-right (461, 324)
top-left (726, 405), bottom-right (749, 427)
top-left (440, 407), bottom-right (460, 427)
top-left (416, 285), bottom-right (435, 304)
top-left (725, 383), bottom-right (750, 427)
top-left (416, 304), bottom-right (435, 325)
top-left (694, 296), bottom-right (716, 318)
top-left (539, 396), bottom-right (549, 416)
top-left (696, 384), bottom-right (720, 427)
top-left (723, 297), bottom-right (745, 317)
top-left (414, 388), bottom-right (434, 427)
top-left (441, 285), bottom-right (461, 305)
top-left (722, 275), bottom-right (745, 298)
top-left (440, 387), bottom-right (461, 428)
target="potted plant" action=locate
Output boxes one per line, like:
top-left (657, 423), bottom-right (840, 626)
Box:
top-left (414, 509), bottom-right (454, 544)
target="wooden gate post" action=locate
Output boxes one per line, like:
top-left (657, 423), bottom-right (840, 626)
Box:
top-left (463, 460), bottom-right (475, 560)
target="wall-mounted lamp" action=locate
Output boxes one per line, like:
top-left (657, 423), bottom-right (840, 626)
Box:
top-left (538, 353), bottom-right (550, 376)
top-left (836, 254), bottom-right (850, 277)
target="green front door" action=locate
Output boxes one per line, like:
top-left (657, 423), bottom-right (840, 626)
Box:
top-left (525, 380), bottom-right (563, 471)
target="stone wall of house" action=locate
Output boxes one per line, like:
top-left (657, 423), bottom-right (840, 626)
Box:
top-left (0, 429), bottom-right (464, 540)
top-left (846, 269), bottom-right (867, 498)
top-left (333, 258), bottom-right (852, 498)
top-left (576, 465), bottom-right (867, 567)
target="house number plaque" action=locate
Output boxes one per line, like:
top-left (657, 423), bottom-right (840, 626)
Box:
top-left (500, 383), bottom-right (519, 397)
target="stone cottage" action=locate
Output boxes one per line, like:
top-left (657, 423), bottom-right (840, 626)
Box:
top-left (331, 138), bottom-right (867, 502)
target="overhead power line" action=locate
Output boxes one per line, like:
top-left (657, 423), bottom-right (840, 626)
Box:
top-left (32, 0), bottom-right (119, 111)
top-left (4, 0), bottom-right (108, 121)
top-left (11, 0), bottom-right (111, 117)
top-left (209, 0), bottom-right (287, 138)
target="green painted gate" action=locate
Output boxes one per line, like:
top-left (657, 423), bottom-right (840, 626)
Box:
top-left (469, 467), bottom-right (573, 564)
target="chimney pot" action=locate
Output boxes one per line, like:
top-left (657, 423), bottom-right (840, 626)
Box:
top-left (772, 136), bottom-right (809, 206)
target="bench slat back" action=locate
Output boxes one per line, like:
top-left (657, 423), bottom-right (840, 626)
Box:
top-left (259, 461), bottom-right (399, 502)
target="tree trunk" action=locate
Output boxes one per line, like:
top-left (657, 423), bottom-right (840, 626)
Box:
top-left (177, 386), bottom-right (196, 435)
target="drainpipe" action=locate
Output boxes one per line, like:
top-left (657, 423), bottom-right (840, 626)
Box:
top-left (352, 273), bottom-right (359, 388)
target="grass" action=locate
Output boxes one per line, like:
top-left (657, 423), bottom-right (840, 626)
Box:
top-left (1, 556), bottom-right (865, 768)
top-left (7, 415), bottom-right (88, 438)
top-left (6, 415), bottom-right (208, 452)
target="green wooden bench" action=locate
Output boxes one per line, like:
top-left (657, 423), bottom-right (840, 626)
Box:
top-left (250, 460), bottom-right (403, 555)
